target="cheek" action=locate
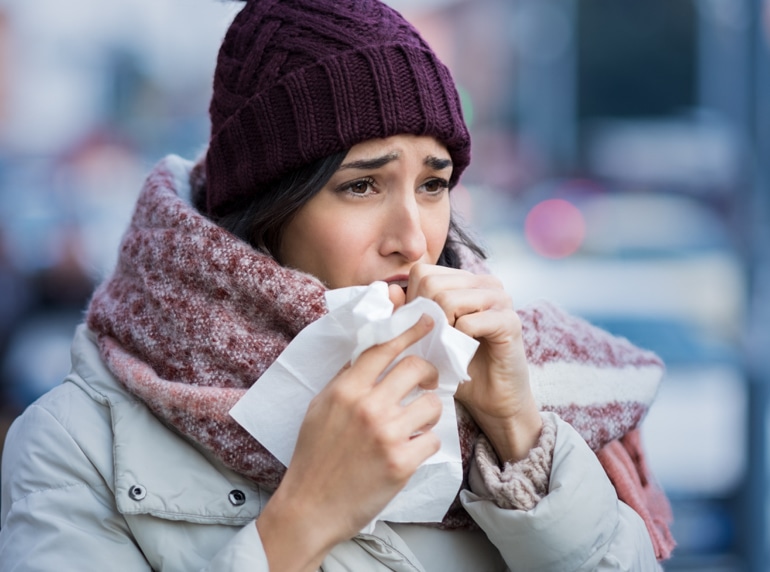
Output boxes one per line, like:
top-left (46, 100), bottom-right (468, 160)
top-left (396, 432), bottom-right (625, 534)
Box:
top-left (425, 205), bottom-right (452, 260)
top-left (308, 220), bottom-right (373, 286)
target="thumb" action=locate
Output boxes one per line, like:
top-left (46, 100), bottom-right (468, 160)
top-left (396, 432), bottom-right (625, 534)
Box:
top-left (388, 283), bottom-right (406, 310)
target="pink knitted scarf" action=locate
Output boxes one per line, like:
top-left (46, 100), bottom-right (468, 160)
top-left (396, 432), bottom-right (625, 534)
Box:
top-left (86, 156), bottom-right (674, 558)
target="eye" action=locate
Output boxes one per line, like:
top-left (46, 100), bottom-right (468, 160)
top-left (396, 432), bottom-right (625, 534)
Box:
top-left (420, 178), bottom-right (449, 195)
top-left (337, 177), bottom-right (376, 197)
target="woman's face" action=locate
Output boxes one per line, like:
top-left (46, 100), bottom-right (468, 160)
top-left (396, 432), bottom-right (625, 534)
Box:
top-left (280, 134), bottom-right (452, 290)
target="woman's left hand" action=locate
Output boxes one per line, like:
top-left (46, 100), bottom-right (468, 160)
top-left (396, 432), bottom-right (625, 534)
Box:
top-left (389, 263), bottom-right (543, 463)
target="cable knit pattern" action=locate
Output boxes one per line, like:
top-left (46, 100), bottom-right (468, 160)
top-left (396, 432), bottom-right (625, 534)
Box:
top-left (86, 156), bottom-right (672, 551)
top-left (206, 0), bottom-right (469, 216)
top-left (472, 414), bottom-right (557, 511)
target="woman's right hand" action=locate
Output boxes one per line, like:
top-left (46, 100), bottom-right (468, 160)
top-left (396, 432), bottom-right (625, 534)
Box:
top-left (255, 314), bottom-right (442, 572)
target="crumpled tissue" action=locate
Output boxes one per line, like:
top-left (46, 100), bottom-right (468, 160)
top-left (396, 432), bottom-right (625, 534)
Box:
top-left (229, 281), bottom-right (479, 529)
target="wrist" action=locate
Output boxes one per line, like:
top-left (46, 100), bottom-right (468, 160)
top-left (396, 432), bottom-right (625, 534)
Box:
top-left (256, 486), bottom-right (337, 572)
top-left (479, 404), bottom-right (543, 464)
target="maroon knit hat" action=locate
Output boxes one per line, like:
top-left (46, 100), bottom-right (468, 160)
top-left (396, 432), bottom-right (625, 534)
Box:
top-left (204, 0), bottom-right (471, 216)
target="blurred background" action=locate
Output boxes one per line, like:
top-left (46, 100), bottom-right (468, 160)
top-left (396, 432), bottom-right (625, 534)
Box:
top-left (0, 0), bottom-right (768, 569)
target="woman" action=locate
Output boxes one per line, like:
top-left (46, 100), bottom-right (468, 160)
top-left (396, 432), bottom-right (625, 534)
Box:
top-left (0, 0), bottom-right (674, 570)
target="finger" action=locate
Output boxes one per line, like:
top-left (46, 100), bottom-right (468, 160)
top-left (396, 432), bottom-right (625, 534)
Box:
top-left (407, 267), bottom-right (510, 311)
top-left (374, 429), bottom-right (441, 487)
top-left (401, 391), bottom-right (443, 433)
top-left (454, 308), bottom-right (521, 345)
top-left (388, 283), bottom-right (407, 310)
top-left (406, 264), bottom-right (465, 303)
top-left (400, 425), bottom-right (442, 466)
top-left (352, 313), bottom-right (434, 383)
top-left (437, 288), bottom-right (513, 326)
top-left (376, 391), bottom-right (442, 447)
top-left (372, 355), bottom-right (439, 404)
top-left (415, 272), bottom-right (506, 301)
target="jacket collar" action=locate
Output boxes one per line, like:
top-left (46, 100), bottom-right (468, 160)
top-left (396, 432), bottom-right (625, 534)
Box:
top-left (68, 325), bottom-right (262, 525)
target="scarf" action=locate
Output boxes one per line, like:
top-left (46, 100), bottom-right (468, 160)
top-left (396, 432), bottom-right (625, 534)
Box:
top-left (86, 155), bottom-right (674, 559)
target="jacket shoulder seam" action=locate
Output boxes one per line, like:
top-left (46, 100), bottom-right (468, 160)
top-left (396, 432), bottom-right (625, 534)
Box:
top-left (15, 402), bottom-right (111, 493)
top-left (8, 480), bottom-right (112, 506)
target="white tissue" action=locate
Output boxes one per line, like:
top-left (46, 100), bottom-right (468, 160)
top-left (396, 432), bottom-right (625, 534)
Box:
top-left (229, 281), bottom-right (479, 528)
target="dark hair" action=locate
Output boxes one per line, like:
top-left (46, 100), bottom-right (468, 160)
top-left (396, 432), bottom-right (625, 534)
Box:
top-left (196, 151), bottom-right (486, 269)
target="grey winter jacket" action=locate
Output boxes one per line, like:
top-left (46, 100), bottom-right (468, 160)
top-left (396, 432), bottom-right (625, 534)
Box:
top-left (0, 326), bottom-right (659, 571)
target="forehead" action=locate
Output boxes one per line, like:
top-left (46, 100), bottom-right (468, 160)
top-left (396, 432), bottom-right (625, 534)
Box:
top-left (343, 134), bottom-right (450, 161)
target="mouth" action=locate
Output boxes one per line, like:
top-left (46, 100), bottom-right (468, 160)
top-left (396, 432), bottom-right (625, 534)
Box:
top-left (385, 276), bottom-right (409, 294)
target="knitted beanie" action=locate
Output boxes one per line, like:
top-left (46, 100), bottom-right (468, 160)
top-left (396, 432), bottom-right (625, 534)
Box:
top-left (204, 0), bottom-right (471, 216)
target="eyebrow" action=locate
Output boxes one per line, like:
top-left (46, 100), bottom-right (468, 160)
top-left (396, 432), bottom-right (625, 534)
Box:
top-left (424, 156), bottom-right (453, 171)
top-left (338, 152), bottom-right (453, 171)
top-left (339, 152), bottom-right (400, 171)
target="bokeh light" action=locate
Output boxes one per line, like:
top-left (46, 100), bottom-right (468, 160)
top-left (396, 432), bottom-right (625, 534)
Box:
top-left (524, 198), bottom-right (586, 258)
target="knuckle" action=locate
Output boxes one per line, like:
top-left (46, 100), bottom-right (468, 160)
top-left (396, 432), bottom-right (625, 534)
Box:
top-left (508, 310), bottom-right (523, 336)
top-left (374, 424), bottom-right (399, 448)
top-left (420, 273), bottom-right (442, 294)
top-left (326, 382), bottom-right (355, 406)
top-left (422, 431), bottom-right (441, 454)
top-left (422, 392), bottom-right (443, 418)
top-left (423, 364), bottom-right (440, 388)
top-left (411, 263), bottom-right (430, 282)
top-left (384, 452), bottom-right (412, 481)
top-left (433, 290), bottom-right (452, 309)
top-left (481, 273), bottom-right (504, 290)
top-left (398, 354), bottom-right (425, 373)
top-left (353, 398), bottom-right (380, 429)
top-left (454, 313), bottom-right (471, 332)
top-left (399, 356), bottom-right (439, 385)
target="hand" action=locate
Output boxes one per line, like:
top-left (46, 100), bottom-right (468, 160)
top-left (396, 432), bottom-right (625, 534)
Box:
top-left (256, 314), bottom-right (442, 571)
top-left (399, 264), bottom-right (542, 464)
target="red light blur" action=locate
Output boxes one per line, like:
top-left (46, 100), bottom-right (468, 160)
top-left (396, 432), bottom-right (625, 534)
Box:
top-left (524, 199), bottom-right (586, 258)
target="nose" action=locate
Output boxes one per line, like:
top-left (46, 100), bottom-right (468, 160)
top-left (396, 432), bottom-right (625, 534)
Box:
top-left (379, 193), bottom-right (427, 262)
